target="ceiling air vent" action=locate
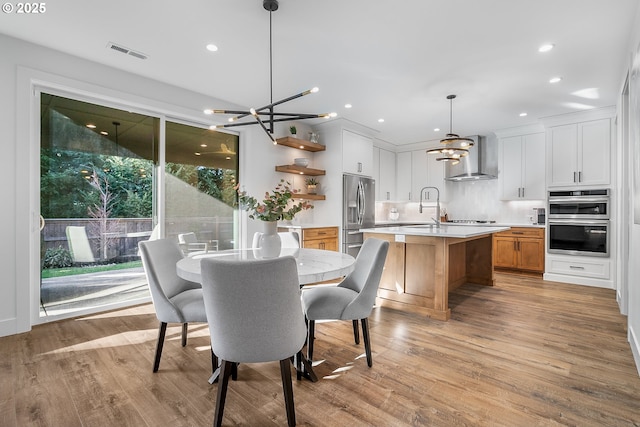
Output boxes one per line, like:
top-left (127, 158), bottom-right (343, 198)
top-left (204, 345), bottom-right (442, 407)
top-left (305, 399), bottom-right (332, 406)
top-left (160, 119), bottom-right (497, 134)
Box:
top-left (107, 42), bottom-right (148, 60)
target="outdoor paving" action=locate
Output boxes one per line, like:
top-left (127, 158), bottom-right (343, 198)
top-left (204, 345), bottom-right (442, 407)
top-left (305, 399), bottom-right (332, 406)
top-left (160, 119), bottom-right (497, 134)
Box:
top-left (40, 267), bottom-right (150, 317)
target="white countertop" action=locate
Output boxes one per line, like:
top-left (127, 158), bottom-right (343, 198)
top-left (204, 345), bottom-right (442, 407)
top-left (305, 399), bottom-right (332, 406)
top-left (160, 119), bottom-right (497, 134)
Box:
top-left (176, 248), bottom-right (355, 285)
top-left (278, 223), bottom-right (339, 229)
top-left (375, 221), bottom-right (545, 229)
top-left (362, 224), bottom-right (511, 238)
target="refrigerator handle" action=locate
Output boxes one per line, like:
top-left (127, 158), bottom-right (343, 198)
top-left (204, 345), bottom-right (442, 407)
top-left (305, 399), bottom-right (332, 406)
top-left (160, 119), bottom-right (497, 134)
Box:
top-left (357, 181), bottom-right (366, 225)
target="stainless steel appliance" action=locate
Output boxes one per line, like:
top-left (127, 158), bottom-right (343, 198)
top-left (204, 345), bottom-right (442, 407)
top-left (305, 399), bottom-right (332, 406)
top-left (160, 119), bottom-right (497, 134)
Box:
top-left (343, 174), bottom-right (375, 257)
top-left (548, 189), bottom-right (609, 219)
top-left (548, 189), bottom-right (609, 257)
top-left (533, 207), bottom-right (546, 225)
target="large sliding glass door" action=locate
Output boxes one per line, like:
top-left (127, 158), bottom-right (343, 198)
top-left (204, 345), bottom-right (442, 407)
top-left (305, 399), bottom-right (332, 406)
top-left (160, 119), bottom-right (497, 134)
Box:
top-left (164, 121), bottom-right (239, 252)
top-left (38, 93), bottom-right (239, 320)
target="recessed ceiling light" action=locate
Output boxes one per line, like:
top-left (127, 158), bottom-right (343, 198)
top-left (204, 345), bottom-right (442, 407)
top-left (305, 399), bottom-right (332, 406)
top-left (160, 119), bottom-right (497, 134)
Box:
top-left (538, 43), bottom-right (554, 52)
top-left (345, 103), bottom-right (352, 108)
top-left (100, 131), bottom-right (108, 135)
top-left (434, 128), bottom-right (440, 132)
top-left (519, 112), bottom-right (528, 117)
top-left (549, 76), bottom-right (562, 83)
top-left (195, 152), bottom-right (201, 156)
top-left (206, 44), bottom-right (218, 52)
top-left (204, 109), bottom-right (213, 115)
top-left (200, 144), bottom-right (207, 147)
top-left (86, 124), bottom-right (96, 129)
top-left (378, 118), bottom-right (384, 123)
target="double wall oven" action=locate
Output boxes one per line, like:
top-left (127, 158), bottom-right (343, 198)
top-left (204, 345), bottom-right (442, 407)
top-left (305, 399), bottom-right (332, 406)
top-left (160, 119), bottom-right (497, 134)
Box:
top-left (547, 189), bottom-right (609, 257)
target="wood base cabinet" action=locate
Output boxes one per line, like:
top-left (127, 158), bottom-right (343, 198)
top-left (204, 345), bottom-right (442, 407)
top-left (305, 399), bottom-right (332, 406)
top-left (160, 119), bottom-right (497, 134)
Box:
top-left (493, 227), bottom-right (545, 274)
top-left (301, 227), bottom-right (338, 251)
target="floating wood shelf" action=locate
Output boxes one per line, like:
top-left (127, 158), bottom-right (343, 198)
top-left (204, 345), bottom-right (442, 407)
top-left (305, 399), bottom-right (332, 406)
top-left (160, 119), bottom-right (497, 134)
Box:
top-left (275, 165), bottom-right (326, 176)
top-left (276, 137), bottom-right (326, 152)
top-left (294, 193), bottom-right (325, 201)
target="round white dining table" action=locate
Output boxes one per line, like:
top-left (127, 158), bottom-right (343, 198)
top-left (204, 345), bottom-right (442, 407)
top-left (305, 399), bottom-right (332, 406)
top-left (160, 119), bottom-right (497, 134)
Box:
top-left (176, 247), bottom-right (356, 285)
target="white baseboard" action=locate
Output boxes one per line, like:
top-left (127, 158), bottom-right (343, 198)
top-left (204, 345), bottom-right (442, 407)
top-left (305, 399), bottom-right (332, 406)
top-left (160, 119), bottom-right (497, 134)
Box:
top-left (629, 324), bottom-right (640, 377)
top-left (543, 272), bottom-right (614, 289)
top-left (0, 317), bottom-right (18, 338)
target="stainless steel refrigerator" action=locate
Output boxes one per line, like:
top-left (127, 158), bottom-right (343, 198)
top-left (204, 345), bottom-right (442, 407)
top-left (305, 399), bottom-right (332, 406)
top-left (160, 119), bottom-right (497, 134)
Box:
top-left (342, 174), bottom-right (375, 257)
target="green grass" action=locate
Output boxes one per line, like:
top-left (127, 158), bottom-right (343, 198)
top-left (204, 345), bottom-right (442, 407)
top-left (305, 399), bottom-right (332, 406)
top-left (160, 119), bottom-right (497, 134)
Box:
top-left (41, 260), bottom-right (143, 279)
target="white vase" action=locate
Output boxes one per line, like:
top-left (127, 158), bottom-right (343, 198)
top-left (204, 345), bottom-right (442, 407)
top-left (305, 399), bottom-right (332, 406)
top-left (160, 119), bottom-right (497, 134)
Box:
top-left (258, 221), bottom-right (281, 258)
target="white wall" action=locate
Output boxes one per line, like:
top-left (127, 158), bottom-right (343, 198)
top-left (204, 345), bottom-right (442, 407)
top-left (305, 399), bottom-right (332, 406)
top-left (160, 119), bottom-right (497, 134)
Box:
top-left (0, 33), bottom-right (305, 336)
top-left (623, 5), bottom-right (640, 374)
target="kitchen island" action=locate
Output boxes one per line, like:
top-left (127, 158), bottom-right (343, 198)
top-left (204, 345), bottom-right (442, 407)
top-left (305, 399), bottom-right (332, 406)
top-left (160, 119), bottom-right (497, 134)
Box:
top-left (362, 224), bottom-right (510, 321)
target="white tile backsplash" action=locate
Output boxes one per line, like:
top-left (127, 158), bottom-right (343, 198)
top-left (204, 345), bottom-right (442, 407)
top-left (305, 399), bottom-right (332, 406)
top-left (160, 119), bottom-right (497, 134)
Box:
top-left (376, 179), bottom-right (546, 225)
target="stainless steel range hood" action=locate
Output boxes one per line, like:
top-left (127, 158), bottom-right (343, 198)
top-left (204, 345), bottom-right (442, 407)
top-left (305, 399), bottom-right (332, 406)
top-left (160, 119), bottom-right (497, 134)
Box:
top-left (444, 135), bottom-right (498, 181)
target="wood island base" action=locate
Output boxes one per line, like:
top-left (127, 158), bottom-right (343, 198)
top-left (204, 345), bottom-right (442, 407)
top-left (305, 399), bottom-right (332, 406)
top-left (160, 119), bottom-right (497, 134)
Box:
top-left (365, 232), bottom-right (495, 321)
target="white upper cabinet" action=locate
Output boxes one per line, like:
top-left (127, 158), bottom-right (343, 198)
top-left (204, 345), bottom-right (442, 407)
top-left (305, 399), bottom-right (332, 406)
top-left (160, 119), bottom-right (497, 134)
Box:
top-left (500, 133), bottom-right (545, 200)
top-left (342, 129), bottom-right (373, 176)
top-left (378, 148), bottom-right (396, 201)
top-left (396, 151), bottom-right (412, 201)
top-left (547, 118), bottom-right (611, 188)
top-left (413, 150), bottom-right (447, 203)
top-left (394, 149), bottom-right (448, 202)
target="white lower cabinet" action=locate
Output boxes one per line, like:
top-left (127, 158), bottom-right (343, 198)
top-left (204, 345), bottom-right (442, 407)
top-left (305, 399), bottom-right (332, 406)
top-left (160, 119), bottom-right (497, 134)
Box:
top-left (544, 254), bottom-right (612, 288)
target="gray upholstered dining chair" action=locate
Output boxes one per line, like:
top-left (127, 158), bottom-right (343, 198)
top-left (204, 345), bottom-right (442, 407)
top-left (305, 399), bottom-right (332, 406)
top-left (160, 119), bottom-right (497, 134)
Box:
top-left (200, 256), bottom-right (307, 427)
top-left (301, 237), bottom-right (389, 367)
top-left (138, 239), bottom-right (210, 372)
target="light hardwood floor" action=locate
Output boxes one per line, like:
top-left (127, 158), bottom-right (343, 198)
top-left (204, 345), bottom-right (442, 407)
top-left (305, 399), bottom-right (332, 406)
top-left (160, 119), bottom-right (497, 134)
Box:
top-left (2, 273), bottom-right (640, 426)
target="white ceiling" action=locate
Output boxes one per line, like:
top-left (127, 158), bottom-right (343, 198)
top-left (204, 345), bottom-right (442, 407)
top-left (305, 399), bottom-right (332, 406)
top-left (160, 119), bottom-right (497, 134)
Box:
top-left (1, 0), bottom-right (638, 145)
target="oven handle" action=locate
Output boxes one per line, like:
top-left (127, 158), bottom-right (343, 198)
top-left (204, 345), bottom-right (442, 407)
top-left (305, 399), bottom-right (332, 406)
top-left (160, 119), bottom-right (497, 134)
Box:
top-left (548, 219), bottom-right (609, 226)
top-left (548, 196), bottom-right (609, 203)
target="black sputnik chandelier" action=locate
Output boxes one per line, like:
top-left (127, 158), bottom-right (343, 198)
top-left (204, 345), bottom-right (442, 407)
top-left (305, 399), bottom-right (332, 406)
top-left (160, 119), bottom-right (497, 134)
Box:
top-left (204, 0), bottom-right (336, 143)
top-left (426, 94), bottom-right (474, 165)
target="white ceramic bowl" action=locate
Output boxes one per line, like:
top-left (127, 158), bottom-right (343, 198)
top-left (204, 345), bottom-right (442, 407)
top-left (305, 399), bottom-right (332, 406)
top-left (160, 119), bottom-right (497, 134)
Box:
top-left (294, 158), bottom-right (309, 167)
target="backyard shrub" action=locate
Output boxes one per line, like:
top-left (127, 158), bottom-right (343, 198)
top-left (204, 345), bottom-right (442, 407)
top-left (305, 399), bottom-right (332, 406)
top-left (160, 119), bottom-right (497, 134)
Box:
top-left (43, 246), bottom-right (73, 269)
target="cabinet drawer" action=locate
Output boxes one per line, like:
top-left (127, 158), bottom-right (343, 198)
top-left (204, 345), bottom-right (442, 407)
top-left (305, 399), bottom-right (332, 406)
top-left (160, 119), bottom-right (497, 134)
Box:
top-left (303, 227), bottom-right (338, 240)
top-left (547, 257), bottom-right (610, 279)
top-left (495, 227), bottom-right (544, 238)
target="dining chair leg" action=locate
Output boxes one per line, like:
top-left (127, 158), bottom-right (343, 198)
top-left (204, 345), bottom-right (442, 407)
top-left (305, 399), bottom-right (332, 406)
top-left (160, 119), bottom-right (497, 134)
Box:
top-left (181, 323), bottom-right (188, 347)
top-left (307, 320), bottom-right (315, 362)
top-left (214, 360), bottom-right (233, 427)
top-left (231, 362), bottom-right (238, 381)
top-left (279, 358), bottom-right (296, 427)
top-left (211, 348), bottom-right (218, 374)
top-left (361, 318), bottom-right (373, 367)
top-left (352, 319), bottom-right (360, 344)
top-left (153, 322), bottom-right (167, 372)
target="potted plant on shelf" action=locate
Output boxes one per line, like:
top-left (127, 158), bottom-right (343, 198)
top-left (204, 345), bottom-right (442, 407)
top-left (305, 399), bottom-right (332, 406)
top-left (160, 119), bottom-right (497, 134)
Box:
top-left (305, 177), bottom-right (319, 194)
top-left (289, 125), bottom-right (297, 138)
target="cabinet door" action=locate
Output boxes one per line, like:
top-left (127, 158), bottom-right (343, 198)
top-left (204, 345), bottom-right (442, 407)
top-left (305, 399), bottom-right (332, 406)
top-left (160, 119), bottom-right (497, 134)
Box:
top-left (578, 119), bottom-right (610, 186)
top-left (342, 130), bottom-right (373, 176)
top-left (411, 150), bottom-right (428, 203)
top-left (500, 136), bottom-right (524, 200)
top-left (373, 147), bottom-right (380, 199)
top-left (493, 236), bottom-right (518, 269)
top-left (547, 124), bottom-right (579, 188)
top-left (426, 153), bottom-right (447, 202)
top-left (378, 148), bottom-right (396, 201)
top-left (517, 238), bottom-right (545, 272)
top-left (522, 133), bottom-right (545, 199)
top-left (396, 151), bottom-right (412, 201)
top-left (379, 241), bottom-right (404, 292)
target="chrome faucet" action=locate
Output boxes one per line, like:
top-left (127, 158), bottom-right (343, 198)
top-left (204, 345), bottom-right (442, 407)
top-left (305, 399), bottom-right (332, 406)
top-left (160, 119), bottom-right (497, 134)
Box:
top-left (419, 186), bottom-right (441, 227)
